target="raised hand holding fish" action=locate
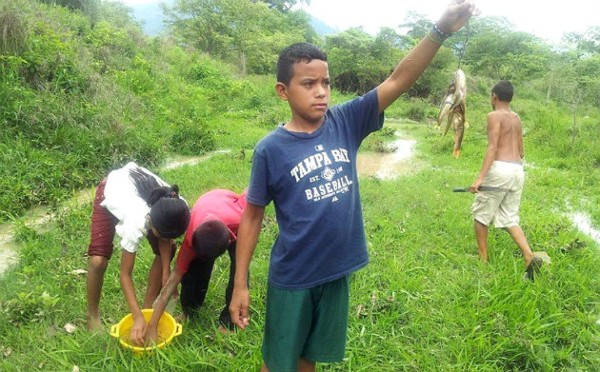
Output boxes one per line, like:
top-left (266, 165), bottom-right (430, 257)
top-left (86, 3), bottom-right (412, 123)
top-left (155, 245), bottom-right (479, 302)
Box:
top-left (438, 69), bottom-right (468, 158)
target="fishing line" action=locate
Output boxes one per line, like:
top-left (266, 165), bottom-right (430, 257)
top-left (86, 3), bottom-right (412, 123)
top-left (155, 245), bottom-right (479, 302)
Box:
top-left (457, 21), bottom-right (470, 70)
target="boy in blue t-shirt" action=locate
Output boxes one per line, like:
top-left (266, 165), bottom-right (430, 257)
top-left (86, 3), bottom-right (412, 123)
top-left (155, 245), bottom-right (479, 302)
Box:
top-left (230, 2), bottom-right (478, 370)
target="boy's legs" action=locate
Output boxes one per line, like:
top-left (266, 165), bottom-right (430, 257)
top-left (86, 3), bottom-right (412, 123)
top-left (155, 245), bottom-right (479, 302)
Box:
top-left (262, 276), bottom-right (349, 371)
top-left (495, 169), bottom-right (538, 269)
top-left (180, 257), bottom-right (215, 318)
top-left (86, 179), bottom-right (117, 331)
top-left (474, 219), bottom-right (489, 262)
top-left (505, 225), bottom-right (534, 265)
top-left (260, 359), bottom-right (315, 372)
top-left (471, 161), bottom-right (514, 263)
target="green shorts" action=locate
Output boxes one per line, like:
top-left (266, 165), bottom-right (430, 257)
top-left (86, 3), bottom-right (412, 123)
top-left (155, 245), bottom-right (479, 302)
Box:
top-left (262, 276), bottom-right (350, 371)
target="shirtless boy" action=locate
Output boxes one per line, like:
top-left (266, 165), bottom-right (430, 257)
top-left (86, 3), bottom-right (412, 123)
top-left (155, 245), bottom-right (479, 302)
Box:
top-left (469, 81), bottom-right (542, 281)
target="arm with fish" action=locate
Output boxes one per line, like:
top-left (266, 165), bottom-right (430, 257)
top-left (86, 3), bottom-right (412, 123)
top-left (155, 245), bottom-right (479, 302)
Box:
top-left (437, 69), bottom-right (468, 158)
top-left (377, 1), bottom-right (478, 112)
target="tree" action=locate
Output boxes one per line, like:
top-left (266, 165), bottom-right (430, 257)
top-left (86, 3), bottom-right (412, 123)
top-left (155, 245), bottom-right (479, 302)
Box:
top-left (324, 28), bottom-right (387, 94)
top-left (162, 0), bottom-right (314, 74)
top-left (259, 0), bottom-right (309, 13)
top-left (563, 26), bottom-right (600, 56)
top-left (461, 16), bottom-right (551, 81)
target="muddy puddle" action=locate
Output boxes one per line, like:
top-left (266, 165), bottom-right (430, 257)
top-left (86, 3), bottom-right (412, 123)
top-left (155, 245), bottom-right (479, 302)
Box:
top-left (0, 224), bottom-right (19, 275)
top-left (568, 212), bottom-right (600, 245)
top-left (0, 151), bottom-right (232, 276)
top-left (357, 135), bottom-right (418, 179)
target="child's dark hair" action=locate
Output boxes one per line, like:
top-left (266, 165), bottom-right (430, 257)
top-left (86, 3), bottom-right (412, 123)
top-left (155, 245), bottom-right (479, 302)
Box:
top-left (492, 80), bottom-right (514, 102)
top-left (192, 220), bottom-right (231, 260)
top-left (129, 166), bottom-right (190, 239)
top-left (277, 42), bottom-right (327, 85)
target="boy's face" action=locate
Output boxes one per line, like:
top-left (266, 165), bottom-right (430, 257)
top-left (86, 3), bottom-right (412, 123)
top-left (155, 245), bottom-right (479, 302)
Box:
top-left (276, 59), bottom-right (330, 126)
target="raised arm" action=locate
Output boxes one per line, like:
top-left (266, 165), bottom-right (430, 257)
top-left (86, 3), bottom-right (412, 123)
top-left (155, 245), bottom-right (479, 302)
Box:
top-left (377, 0), bottom-right (477, 112)
top-left (229, 202), bottom-right (265, 329)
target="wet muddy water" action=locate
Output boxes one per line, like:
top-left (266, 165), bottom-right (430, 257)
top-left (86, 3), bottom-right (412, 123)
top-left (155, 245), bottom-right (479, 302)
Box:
top-left (568, 212), bottom-right (600, 245)
top-left (357, 137), bottom-right (418, 179)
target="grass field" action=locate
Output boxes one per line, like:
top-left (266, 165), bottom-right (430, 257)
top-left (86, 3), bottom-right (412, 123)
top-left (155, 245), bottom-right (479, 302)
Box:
top-left (1, 115), bottom-right (599, 371)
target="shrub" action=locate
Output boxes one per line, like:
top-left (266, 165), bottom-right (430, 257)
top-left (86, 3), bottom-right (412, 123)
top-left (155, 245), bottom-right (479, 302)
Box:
top-left (0, 1), bottom-right (29, 55)
top-left (170, 118), bottom-right (216, 156)
top-left (0, 290), bottom-right (60, 326)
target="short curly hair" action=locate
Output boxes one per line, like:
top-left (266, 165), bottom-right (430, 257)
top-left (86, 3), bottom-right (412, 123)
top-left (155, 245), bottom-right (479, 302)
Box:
top-left (277, 42), bottom-right (327, 85)
top-left (192, 220), bottom-right (231, 260)
top-left (492, 80), bottom-right (513, 102)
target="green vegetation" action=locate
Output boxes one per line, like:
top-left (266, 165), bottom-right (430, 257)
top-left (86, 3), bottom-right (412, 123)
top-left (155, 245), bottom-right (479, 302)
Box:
top-left (1, 0), bottom-right (599, 370)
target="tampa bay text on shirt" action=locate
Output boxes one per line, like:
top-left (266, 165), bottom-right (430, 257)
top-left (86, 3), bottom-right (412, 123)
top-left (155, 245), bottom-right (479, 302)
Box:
top-left (289, 147), bottom-right (354, 203)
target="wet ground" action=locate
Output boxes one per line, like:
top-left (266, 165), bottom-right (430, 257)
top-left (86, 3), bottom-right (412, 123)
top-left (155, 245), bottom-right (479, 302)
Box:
top-left (2, 142), bottom-right (600, 276)
top-left (568, 212), bottom-right (600, 245)
top-left (357, 137), bottom-right (418, 179)
top-left (0, 141), bottom-right (419, 276)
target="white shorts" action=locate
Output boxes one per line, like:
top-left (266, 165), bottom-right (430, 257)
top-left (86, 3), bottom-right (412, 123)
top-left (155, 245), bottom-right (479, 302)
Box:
top-left (471, 161), bottom-right (524, 228)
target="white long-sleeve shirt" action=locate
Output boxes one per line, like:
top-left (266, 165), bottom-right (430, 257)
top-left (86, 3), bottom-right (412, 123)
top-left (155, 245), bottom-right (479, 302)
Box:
top-left (100, 162), bottom-right (168, 253)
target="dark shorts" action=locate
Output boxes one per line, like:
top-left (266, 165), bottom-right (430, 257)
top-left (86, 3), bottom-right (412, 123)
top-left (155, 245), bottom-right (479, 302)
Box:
top-left (87, 179), bottom-right (171, 259)
top-left (262, 276), bottom-right (350, 370)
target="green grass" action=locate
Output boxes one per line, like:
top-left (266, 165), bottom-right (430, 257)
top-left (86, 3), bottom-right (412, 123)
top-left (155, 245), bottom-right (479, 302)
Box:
top-left (1, 110), bottom-right (600, 371)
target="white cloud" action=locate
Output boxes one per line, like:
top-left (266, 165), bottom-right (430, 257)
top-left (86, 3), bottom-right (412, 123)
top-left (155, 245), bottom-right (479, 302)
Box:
top-left (304, 0), bottom-right (600, 44)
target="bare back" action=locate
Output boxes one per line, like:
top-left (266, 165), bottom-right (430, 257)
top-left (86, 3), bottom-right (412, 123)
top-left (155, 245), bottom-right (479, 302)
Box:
top-left (487, 109), bottom-right (523, 163)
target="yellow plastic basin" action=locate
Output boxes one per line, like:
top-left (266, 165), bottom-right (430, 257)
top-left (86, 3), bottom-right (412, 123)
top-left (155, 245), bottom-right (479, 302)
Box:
top-left (110, 309), bottom-right (182, 355)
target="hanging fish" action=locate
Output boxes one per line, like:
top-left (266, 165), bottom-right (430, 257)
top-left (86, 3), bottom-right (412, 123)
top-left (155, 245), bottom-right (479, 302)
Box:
top-left (437, 69), bottom-right (468, 158)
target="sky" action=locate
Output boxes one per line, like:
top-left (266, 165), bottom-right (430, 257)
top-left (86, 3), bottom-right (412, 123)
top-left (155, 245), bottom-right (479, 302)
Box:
top-left (302, 0), bottom-right (599, 45)
top-left (119, 0), bottom-right (599, 45)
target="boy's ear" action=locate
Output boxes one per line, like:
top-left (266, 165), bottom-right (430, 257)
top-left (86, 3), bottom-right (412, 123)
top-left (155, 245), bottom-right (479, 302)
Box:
top-left (275, 82), bottom-right (288, 101)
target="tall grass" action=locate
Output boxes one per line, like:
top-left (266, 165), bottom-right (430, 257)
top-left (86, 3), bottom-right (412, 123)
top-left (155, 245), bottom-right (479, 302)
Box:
top-left (1, 111), bottom-right (599, 370)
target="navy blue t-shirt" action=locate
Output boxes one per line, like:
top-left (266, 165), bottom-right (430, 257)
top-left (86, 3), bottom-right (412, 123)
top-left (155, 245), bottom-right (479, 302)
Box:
top-left (247, 88), bottom-right (384, 289)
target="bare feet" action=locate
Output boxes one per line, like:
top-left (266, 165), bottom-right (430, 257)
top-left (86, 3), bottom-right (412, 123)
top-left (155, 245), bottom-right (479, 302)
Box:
top-left (174, 313), bottom-right (188, 323)
top-left (87, 316), bottom-right (103, 332)
top-left (217, 324), bottom-right (231, 335)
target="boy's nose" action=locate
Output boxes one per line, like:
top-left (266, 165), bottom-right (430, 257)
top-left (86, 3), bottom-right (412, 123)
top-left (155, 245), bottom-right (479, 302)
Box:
top-left (316, 86), bottom-right (326, 97)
